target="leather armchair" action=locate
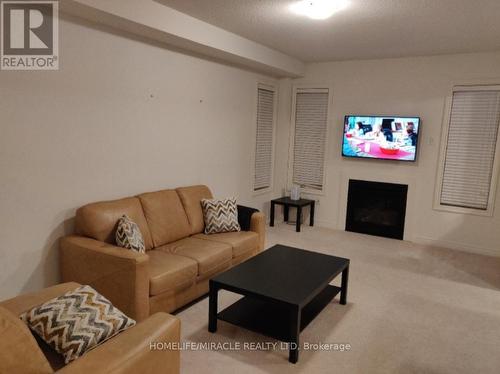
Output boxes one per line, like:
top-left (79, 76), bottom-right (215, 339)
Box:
top-left (0, 283), bottom-right (180, 374)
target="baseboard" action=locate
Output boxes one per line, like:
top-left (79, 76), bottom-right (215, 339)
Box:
top-left (268, 220), bottom-right (500, 258)
top-left (414, 236), bottom-right (500, 258)
top-left (266, 218), bottom-right (338, 230)
top-left (314, 219), bottom-right (337, 230)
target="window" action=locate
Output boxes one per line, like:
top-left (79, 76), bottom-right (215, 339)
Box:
top-left (436, 85), bottom-right (500, 214)
top-left (253, 84), bottom-right (276, 192)
top-left (290, 87), bottom-right (330, 192)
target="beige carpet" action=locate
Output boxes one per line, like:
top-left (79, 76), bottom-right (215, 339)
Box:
top-left (176, 224), bottom-right (500, 374)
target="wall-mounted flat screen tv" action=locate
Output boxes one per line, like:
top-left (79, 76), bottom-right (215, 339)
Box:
top-left (342, 115), bottom-right (420, 162)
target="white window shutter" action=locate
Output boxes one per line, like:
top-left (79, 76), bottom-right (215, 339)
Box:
top-left (254, 87), bottom-right (275, 191)
top-left (292, 89), bottom-right (329, 191)
top-left (440, 89), bottom-right (500, 210)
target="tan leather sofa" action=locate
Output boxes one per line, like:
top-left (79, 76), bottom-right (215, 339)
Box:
top-left (0, 282), bottom-right (180, 374)
top-left (60, 185), bottom-right (265, 321)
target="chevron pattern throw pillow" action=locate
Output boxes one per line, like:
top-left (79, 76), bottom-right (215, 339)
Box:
top-left (115, 215), bottom-right (145, 253)
top-left (201, 198), bottom-right (241, 234)
top-left (21, 285), bottom-right (136, 364)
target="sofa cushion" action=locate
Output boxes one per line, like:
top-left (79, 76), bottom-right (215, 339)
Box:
top-left (0, 306), bottom-right (53, 374)
top-left (176, 185), bottom-right (213, 235)
top-left (138, 190), bottom-right (191, 247)
top-left (158, 238), bottom-right (232, 278)
top-left (193, 231), bottom-right (259, 258)
top-left (75, 197), bottom-right (154, 250)
top-left (148, 250), bottom-right (198, 296)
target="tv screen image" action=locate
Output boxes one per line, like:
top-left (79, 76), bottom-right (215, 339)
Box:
top-left (342, 115), bottom-right (420, 161)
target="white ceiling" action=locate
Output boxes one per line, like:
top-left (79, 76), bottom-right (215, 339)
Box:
top-left (157, 0), bottom-right (500, 62)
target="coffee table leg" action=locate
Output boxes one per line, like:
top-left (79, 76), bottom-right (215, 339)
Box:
top-left (289, 306), bottom-right (301, 363)
top-left (340, 266), bottom-right (349, 305)
top-left (284, 205), bottom-right (289, 222)
top-left (310, 201), bottom-right (315, 227)
top-left (270, 202), bottom-right (275, 227)
top-left (208, 281), bottom-right (218, 332)
top-left (296, 206), bottom-right (302, 232)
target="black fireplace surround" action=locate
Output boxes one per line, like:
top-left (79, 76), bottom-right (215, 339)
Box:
top-left (345, 179), bottom-right (408, 240)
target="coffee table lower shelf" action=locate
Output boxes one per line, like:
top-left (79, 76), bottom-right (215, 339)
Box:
top-left (217, 285), bottom-right (341, 343)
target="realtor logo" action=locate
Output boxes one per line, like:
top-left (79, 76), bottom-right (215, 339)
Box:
top-left (1, 0), bottom-right (58, 70)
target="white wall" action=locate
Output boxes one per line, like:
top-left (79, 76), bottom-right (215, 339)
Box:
top-left (0, 16), bottom-right (281, 299)
top-left (2, 14), bottom-right (499, 302)
top-left (281, 52), bottom-right (500, 256)
top-left (61, 0), bottom-right (305, 77)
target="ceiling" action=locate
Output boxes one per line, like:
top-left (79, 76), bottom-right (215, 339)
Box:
top-left (157, 0), bottom-right (500, 62)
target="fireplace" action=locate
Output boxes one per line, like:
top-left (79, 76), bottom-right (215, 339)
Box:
top-left (345, 179), bottom-right (408, 240)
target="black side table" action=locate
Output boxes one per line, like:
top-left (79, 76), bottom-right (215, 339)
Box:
top-left (270, 197), bottom-right (315, 232)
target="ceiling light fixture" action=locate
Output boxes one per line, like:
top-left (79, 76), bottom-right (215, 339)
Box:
top-left (290, 0), bottom-right (350, 20)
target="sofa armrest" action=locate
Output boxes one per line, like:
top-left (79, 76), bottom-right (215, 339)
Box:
top-left (236, 205), bottom-right (259, 231)
top-left (58, 312), bottom-right (180, 374)
top-left (0, 282), bottom-right (81, 316)
top-left (249, 212), bottom-right (266, 251)
top-left (60, 236), bottom-right (150, 321)
top-left (0, 306), bottom-right (54, 374)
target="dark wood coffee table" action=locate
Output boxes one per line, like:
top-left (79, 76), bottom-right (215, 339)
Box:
top-left (208, 245), bottom-right (350, 363)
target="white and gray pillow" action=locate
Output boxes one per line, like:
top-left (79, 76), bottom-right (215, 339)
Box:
top-left (201, 198), bottom-right (241, 234)
top-left (21, 285), bottom-right (136, 364)
top-left (115, 215), bottom-right (145, 253)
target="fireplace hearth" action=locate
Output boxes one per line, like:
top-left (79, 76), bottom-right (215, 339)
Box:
top-left (345, 179), bottom-right (408, 240)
